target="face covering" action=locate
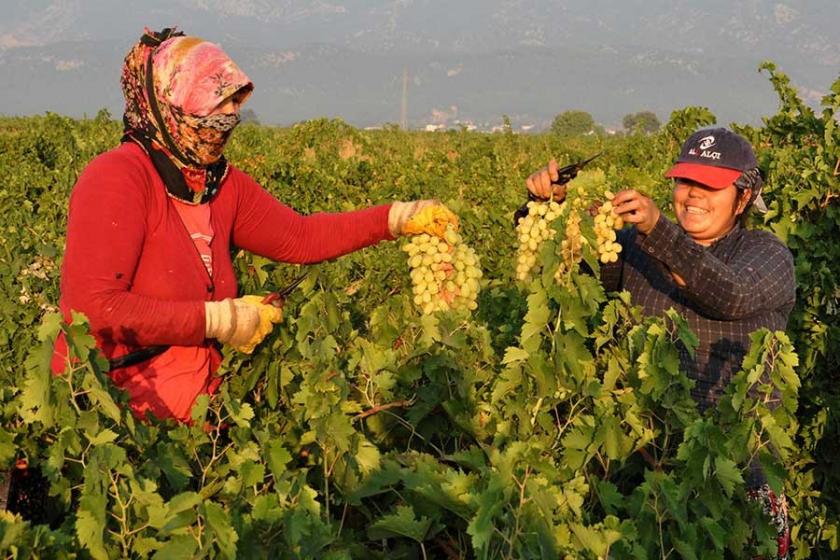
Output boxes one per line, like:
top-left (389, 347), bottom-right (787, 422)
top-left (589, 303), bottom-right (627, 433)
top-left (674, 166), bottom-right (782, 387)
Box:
top-left (120, 28), bottom-right (253, 203)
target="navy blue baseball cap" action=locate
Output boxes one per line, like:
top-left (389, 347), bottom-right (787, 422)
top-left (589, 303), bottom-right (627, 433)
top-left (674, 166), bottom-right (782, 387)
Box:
top-left (665, 128), bottom-right (757, 189)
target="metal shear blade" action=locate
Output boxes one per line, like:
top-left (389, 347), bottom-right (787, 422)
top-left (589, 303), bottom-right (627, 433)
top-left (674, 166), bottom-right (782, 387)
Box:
top-left (262, 271), bottom-right (309, 306)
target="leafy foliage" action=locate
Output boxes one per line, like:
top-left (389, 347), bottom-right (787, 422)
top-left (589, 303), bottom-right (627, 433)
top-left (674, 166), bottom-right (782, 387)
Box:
top-left (0, 62), bottom-right (838, 557)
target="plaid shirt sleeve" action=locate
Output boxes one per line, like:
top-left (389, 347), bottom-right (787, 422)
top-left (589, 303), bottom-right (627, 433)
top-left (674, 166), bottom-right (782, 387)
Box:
top-left (637, 215), bottom-right (795, 320)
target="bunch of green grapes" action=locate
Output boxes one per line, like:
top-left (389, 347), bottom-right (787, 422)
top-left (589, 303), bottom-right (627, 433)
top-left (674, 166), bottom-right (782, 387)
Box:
top-left (402, 226), bottom-right (482, 314)
top-left (514, 200), bottom-right (563, 281)
top-left (554, 209), bottom-right (584, 282)
top-left (594, 191), bottom-right (624, 264)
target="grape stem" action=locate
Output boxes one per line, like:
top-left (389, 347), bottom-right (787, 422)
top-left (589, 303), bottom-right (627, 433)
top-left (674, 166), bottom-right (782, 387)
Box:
top-left (353, 398), bottom-right (415, 421)
top-left (637, 446), bottom-right (660, 470)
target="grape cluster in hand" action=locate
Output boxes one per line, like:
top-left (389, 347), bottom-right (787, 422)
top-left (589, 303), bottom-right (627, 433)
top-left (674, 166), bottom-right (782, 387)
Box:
top-left (403, 226), bottom-right (482, 314)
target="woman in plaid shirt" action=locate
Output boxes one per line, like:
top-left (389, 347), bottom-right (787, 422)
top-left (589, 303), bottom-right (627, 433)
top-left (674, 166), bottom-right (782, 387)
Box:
top-left (527, 128), bottom-right (795, 559)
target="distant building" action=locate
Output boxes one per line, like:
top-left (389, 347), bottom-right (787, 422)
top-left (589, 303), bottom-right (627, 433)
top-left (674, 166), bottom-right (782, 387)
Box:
top-left (454, 120), bottom-right (478, 132)
top-left (425, 124), bottom-right (446, 132)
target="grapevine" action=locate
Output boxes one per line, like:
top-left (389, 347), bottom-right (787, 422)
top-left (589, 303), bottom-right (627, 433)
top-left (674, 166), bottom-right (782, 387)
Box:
top-left (517, 168), bottom-right (626, 283)
top-left (2, 60), bottom-right (838, 557)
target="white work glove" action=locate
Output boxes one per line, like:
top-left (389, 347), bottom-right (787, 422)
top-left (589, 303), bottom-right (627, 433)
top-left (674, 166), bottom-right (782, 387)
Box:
top-left (204, 296), bottom-right (283, 354)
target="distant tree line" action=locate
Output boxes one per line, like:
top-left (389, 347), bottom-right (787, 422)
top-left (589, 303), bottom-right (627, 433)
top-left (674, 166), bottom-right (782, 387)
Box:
top-left (550, 109), bottom-right (661, 137)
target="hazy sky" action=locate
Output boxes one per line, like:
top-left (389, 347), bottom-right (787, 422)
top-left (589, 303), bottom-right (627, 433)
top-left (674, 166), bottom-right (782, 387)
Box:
top-left (2, 1), bottom-right (838, 127)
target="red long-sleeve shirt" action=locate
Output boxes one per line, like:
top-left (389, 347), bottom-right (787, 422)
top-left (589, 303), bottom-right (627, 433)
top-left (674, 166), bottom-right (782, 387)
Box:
top-left (52, 141), bottom-right (393, 419)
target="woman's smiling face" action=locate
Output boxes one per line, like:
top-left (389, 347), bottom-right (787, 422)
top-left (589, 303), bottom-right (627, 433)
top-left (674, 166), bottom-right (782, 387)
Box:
top-left (673, 178), bottom-right (750, 246)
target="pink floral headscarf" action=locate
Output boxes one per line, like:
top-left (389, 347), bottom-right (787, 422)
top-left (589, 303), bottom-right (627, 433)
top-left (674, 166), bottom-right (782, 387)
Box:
top-left (121, 28), bottom-right (253, 199)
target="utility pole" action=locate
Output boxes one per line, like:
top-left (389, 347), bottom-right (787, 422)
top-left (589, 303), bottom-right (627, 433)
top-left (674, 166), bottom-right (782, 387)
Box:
top-left (400, 66), bottom-right (408, 129)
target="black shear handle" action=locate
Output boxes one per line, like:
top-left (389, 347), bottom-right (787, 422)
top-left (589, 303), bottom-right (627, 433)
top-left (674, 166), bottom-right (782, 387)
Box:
top-left (550, 152), bottom-right (602, 186)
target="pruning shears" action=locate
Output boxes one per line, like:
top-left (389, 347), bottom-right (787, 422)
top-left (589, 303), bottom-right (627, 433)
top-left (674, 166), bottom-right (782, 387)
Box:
top-left (552, 152), bottom-right (602, 186)
top-left (261, 271), bottom-right (309, 307)
top-left (514, 152), bottom-right (603, 225)
top-left (108, 272), bottom-right (310, 372)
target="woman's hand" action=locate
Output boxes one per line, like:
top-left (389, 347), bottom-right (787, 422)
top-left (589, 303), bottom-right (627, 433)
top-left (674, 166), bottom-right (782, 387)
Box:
top-left (236, 295), bottom-right (284, 354)
top-left (526, 160), bottom-right (567, 202)
top-left (205, 296), bottom-right (283, 354)
top-left (389, 200), bottom-right (459, 238)
top-left (612, 189), bottom-right (661, 235)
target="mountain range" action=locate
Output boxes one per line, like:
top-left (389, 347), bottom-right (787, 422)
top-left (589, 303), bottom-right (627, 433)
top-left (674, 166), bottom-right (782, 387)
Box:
top-left (2, 0), bottom-right (838, 129)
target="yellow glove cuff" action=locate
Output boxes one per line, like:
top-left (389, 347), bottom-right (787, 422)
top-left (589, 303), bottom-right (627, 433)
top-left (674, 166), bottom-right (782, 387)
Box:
top-left (403, 204), bottom-right (460, 238)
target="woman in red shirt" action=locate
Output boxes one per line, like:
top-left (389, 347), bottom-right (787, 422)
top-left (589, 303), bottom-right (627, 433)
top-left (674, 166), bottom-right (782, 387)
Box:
top-left (52, 28), bottom-right (450, 422)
